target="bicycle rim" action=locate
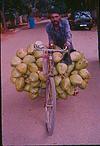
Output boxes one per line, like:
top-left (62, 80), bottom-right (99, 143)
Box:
top-left (45, 77), bottom-right (56, 136)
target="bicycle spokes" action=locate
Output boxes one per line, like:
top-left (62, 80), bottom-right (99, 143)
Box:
top-left (45, 78), bottom-right (56, 136)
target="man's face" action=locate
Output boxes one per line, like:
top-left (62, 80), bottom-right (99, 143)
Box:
top-left (50, 13), bottom-right (61, 25)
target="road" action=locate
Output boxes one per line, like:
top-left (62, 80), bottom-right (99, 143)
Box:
top-left (1, 24), bottom-right (100, 145)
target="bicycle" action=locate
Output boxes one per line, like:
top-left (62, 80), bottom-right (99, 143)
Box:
top-left (34, 41), bottom-right (71, 136)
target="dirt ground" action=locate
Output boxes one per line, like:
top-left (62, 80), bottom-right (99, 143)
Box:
top-left (1, 24), bottom-right (100, 145)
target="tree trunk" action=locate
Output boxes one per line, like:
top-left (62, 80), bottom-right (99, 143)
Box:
top-left (1, 0), bottom-right (8, 32)
top-left (97, 0), bottom-right (100, 63)
top-left (0, 10), bottom-right (7, 31)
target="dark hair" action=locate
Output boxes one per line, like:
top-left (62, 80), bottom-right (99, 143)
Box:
top-left (48, 7), bottom-right (60, 15)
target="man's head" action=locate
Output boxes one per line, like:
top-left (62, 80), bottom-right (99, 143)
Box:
top-left (48, 8), bottom-right (61, 26)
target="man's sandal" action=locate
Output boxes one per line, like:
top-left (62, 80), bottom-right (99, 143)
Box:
top-left (73, 88), bottom-right (79, 96)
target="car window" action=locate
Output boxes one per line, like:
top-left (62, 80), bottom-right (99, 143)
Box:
top-left (74, 11), bottom-right (92, 20)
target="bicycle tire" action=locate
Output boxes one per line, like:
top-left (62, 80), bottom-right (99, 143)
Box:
top-left (45, 77), bottom-right (56, 136)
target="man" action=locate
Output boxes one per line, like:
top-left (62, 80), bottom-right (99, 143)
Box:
top-left (45, 8), bottom-right (79, 95)
top-left (46, 8), bottom-right (74, 52)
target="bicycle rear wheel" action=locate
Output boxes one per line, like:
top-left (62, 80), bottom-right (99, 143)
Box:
top-left (45, 77), bottom-right (56, 136)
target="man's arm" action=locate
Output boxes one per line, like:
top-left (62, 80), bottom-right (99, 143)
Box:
top-left (63, 19), bottom-right (73, 48)
top-left (46, 23), bottom-right (54, 46)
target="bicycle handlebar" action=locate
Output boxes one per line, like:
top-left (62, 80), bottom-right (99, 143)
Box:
top-left (34, 47), bottom-right (68, 53)
top-left (34, 41), bottom-right (69, 53)
top-left (34, 42), bottom-right (72, 65)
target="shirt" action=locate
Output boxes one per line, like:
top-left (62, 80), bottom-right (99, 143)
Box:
top-left (46, 18), bottom-right (72, 49)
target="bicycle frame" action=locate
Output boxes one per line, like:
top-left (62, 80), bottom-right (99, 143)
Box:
top-left (34, 43), bottom-right (69, 135)
top-left (43, 50), bottom-right (56, 135)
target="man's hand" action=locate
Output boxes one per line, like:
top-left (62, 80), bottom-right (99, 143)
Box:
top-left (64, 41), bottom-right (72, 52)
top-left (63, 45), bottom-right (69, 52)
top-left (64, 41), bottom-right (71, 48)
top-left (64, 46), bottom-right (68, 51)
top-left (49, 43), bottom-right (55, 49)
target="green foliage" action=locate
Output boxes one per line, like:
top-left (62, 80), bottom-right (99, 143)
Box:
top-left (2, 0), bottom-right (28, 14)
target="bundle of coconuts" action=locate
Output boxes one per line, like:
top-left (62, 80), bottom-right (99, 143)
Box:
top-left (10, 41), bottom-right (90, 100)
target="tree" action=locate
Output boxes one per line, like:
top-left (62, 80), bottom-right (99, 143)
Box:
top-left (97, 0), bottom-right (100, 63)
top-left (0, 0), bottom-right (7, 31)
top-left (0, 0), bottom-right (29, 30)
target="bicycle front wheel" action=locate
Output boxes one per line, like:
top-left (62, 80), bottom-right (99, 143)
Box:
top-left (45, 77), bottom-right (56, 136)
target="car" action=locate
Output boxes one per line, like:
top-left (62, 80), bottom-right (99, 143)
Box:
top-left (69, 11), bottom-right (93, 30)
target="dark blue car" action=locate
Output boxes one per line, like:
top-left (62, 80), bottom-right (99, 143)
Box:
top-left (71, 11), bottom-right (93, 30)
